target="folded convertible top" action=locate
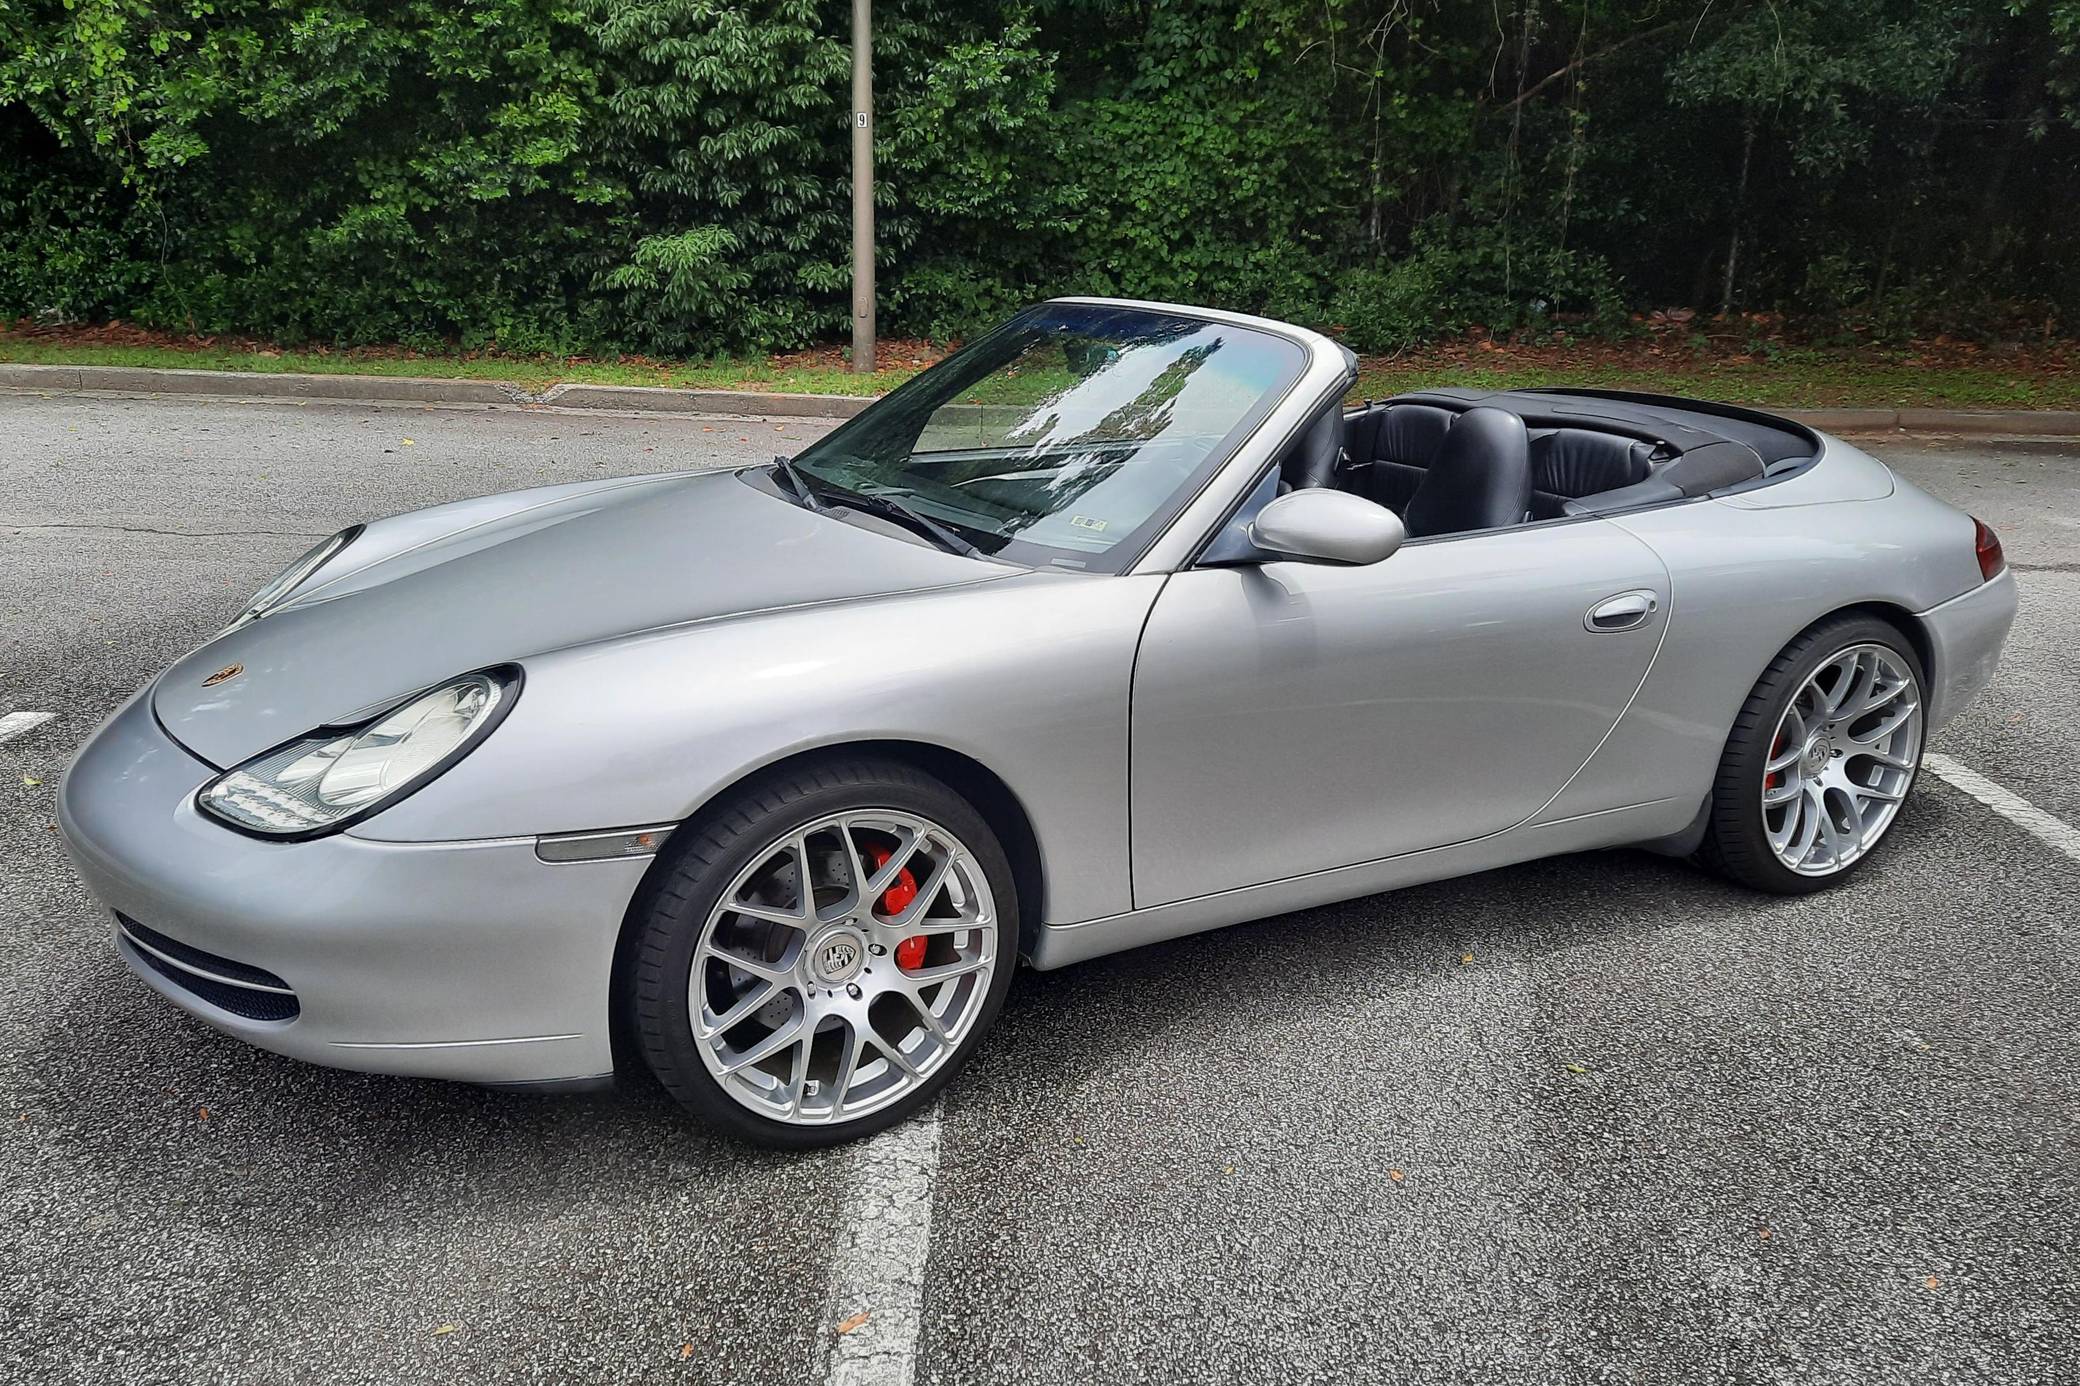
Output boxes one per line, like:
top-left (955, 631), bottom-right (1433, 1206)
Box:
top-left (1381, 386), bottom-right (1820, 467)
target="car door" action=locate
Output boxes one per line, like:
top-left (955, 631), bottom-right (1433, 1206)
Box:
top-left (1129, 517), bottom-right (1672, 906)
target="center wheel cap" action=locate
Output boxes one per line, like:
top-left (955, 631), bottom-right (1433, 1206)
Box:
top-left (808, 927), bottom-right (869, 985)
top-left (1802, 732), bottom-right (1834, 776)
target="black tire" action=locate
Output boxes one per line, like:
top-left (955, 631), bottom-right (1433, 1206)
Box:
top-left (1695, 613), bottom-right (1927, 894)
top-left (624, 755), bottom-right (1018, 1148)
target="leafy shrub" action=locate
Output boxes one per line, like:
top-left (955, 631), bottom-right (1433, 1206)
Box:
top-left (4, 1), bottom-right (2078, 353)
top-left (0, 173), bottom-right (147, 323)
top-left (1328, 221), bottom-right (1625, 352)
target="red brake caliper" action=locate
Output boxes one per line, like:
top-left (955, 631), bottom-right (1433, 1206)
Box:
top-left (1766, 731), bottom-right (1786, 791)
top-left (864, 844), bottom-right (927, 971)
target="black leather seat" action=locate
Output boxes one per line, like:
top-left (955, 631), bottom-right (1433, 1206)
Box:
top-left (1278, 406), bottom-right (1343, 491)
top-left (1528, 428), bottom-right (1657, 517)
top-left (1402, 407), bottom-right (1532, 538)
top-left (1373, 404), bottom-right (1454, 468)
top-left (1344, 402), bottom-right (1453, 512)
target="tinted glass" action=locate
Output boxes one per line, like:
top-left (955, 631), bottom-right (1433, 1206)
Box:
top-left (791, 303), bottom-right (1306, 572)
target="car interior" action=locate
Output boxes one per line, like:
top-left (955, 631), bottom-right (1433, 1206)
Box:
top-left (1272, 388), bottom-right (1822, 541)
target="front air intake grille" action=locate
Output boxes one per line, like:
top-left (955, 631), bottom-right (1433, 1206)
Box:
top-left (115, 913), bottom-right (301, 1023)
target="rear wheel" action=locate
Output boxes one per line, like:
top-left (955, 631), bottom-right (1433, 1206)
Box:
top-left (626, 757), bottom-right (1016, 1148)
top-left (1697, 615), bottom-right (1926, 893)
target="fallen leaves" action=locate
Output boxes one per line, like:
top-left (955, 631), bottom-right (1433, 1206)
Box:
top-left (1925, 1275), bottom-right (1943, 1290)
top-left (835, 1310), bottom-right (870, 1336)
top-left (1458, 951), bottom-right (1474, 965)
top-left (21, 774), bottom-right (41, 787)
top-left (431, 1323), bottom-right (459, 1337)
top-left (1388, 1169), bottom-right (1405, 1183)
top-left (679, 1343), bottom-right (695, 1360)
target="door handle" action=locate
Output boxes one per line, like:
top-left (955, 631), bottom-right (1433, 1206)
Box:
top-left (1586, 590), bottom-right (1659, 632)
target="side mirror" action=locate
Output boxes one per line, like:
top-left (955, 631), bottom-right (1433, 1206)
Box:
top-left (1247, 489), bottom-right (1406, 566)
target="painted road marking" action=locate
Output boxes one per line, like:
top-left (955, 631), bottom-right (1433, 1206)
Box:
top-left (795, 755), bottom-right (2080, 1386)
top-left (820, 1103), bottom-right (942, 1386)
top-left (1924, 753), bottom-right (2080, 864)
top-left (0, 711), bottom-right (55, 747)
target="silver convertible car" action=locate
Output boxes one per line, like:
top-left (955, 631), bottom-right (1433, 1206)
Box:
top-left (60, 299), bottom-right (2016, 1146)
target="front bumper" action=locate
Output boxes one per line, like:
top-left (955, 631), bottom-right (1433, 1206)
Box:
top-left (1919, 566), bottom-right (2018, 730)
top-left (56, 690), bottom-right (650, 1085)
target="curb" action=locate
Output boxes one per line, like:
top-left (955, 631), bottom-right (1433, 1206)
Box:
top-left (4, 360), bottom-right (2077, 434)
top-left (1, 362), bottom-right (529, 407)
top-left (0, 361), bottom-right (876, 420)
top-left (536, 382), bottom-right (874, 418)
top-left (1780, 406), bottom-right (2080, 436)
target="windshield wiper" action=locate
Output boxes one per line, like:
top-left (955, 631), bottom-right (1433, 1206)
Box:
top-left (774, 457), bottom-right (983, 558)
top-left (770, 454), bottom-right (828, 512)
top-left (835, 488), bottom-right (985, 559)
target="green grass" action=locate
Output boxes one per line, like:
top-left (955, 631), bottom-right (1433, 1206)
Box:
top-left (4, 337), bottom-right (2075, 410)
top-left (1349, 358), bottom-right (2080, 410)
top-left (0, 340), bottom-right (927, 397)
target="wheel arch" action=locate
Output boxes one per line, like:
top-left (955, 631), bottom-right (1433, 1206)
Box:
top-left (1817, 599), bottom-right (1935, 686)
top-left (1637, 599), bottom-right (1933, 861)
top-left (606, 739), bottom-right (1046, 1076)
top-left (1687, 600), bottom-right (1933, 891)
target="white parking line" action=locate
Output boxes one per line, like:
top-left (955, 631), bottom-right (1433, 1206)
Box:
top-left (0, 711), bottom-right (56, 747)
top-left (819, 1104), bottom-right (943, 1386)
top-left (1923, 753), bottom-right (2080, 863)
top-left (796, 751), bottom-right (2069, 1386)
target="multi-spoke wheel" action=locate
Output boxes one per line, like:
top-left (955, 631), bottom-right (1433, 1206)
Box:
top-left (1698, 615), bottom-right (1927, 893)
top-left (625, 757), bottom-right (1016, 1147)
top-left (1760, 643), bottom-right (1923, 875)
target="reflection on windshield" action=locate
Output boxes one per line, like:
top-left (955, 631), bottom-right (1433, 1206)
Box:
top-left (791, 304), bottom-right (1304, 574)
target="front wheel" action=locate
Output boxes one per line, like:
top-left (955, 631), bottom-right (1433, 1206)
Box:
top-left (625, 757), bottom-right (1017, 1148)
top-left (1697, 615), bottom-right (1927, 894)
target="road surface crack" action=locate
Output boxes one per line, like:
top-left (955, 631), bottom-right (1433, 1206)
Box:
top-left (4, 522), bottom-right (328, 540)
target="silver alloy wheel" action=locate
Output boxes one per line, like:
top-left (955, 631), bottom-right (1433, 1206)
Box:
top-left (1761, 642), bottom-right (1923, 876)
top-left (690, 809), bottom-right (998, 1126)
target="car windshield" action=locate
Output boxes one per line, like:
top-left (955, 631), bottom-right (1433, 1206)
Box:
top-left (789, 303), bottom-right (1307, 572)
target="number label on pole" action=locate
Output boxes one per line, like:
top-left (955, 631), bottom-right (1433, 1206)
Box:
top-left (856, 112), bottom-right (868, 128)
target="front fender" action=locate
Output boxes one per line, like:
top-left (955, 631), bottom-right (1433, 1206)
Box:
top-left (351, 572), bottom-right (1166, 929)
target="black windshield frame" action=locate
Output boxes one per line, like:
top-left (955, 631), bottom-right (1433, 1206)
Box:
top-left (787, 302), bottom-right (1310, 574)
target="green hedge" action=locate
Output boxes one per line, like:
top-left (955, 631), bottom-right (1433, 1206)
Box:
top-left (5, 1), bottom-right (2079, 355)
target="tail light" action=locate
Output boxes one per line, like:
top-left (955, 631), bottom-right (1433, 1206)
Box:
top-left (1972, 518), bottom-right (2006, 581)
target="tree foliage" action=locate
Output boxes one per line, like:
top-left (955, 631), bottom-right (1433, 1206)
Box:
top-left (4, 0), bottom-right (2077, 353)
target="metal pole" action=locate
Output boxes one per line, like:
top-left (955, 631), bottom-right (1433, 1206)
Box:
top-left (850, 0), bottom-right (875, 375)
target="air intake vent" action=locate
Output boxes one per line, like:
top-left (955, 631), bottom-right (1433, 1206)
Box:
top-left (115, 914), bottom-right (300, 1023)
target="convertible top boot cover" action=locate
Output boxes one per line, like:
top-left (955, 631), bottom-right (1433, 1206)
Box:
top-left (1402, 407), bottom-right (1533, 537)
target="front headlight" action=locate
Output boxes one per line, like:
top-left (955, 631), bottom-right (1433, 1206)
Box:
top-left (228, 525), bottom-right (362, 631)
top-left (197, 668), bottom-right (519, 838)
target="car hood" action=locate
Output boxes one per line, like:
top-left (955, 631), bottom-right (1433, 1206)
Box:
top-left (153, 469), bottom-right (1001, 767)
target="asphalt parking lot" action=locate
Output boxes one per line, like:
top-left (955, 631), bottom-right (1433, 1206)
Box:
top-left (3, 390), bottom-right (2076, 1386)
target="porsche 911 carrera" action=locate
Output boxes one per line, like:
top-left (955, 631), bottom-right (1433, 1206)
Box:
top-left (59, 298), bottom-right (2016, 1145)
